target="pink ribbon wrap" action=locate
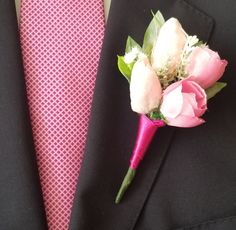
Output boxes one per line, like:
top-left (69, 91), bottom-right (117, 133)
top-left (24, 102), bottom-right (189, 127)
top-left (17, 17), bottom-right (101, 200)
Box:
top-left (130, 115), bottom-right (166, 169)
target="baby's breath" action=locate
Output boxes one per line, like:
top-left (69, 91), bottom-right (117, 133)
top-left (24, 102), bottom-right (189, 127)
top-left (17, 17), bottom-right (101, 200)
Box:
top-left (155, 59), bottom-right (178, 88)
top-left (176, 35), bottom-right (200, 79)
top-left (154, 35), bottom-right (206, 89)
top-left (124, 47), bottom-right (140, 64)
top-left (176, 35), bottom-right (207, 80)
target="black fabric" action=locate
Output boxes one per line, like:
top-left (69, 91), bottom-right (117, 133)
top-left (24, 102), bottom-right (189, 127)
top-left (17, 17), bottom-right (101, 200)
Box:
top-left (69, 0), bottom-right (236, 230)
top-left (174, 216), bottom-right (236, 230)
top-left (0, 1), bottom-right (47, 229)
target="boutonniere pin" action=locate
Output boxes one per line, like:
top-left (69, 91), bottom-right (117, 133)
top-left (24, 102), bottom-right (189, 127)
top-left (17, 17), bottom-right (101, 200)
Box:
top-left (115, 11), bottom-right (228, 203)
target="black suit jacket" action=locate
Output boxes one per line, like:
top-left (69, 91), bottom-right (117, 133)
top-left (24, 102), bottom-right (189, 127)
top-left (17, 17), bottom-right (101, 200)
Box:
top-left (1, 0), bottom-right (236, 230)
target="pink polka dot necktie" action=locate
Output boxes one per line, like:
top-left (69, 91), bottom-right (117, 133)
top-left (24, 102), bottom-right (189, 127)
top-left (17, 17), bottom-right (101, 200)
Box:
top-left (20, 1), bottom-right (105, 229)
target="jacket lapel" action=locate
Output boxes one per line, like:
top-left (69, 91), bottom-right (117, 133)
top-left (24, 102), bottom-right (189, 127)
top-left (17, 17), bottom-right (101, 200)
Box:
top-left (0, 1), bottom-right (47, 229)
top-left (69, 0), bottom-right (214, 229)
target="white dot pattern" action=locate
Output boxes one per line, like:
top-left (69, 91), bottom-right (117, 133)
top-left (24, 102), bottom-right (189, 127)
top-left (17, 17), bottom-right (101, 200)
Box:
top-left (20, 1), bottom-right (105, 229)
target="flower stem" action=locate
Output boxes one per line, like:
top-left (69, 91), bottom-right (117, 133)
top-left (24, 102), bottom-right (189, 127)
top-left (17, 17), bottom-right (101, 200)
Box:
top-left (115, 167), bottom-right (136, 204)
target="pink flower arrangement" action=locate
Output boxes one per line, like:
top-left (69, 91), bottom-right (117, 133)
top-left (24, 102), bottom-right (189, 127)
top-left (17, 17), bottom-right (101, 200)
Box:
top-left (116, 11), bottom-right (228, 203)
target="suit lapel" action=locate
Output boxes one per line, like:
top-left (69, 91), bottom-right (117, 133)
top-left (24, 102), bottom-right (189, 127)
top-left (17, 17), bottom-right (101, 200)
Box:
top-left (0, 1), bottom-right (47, 229)
top-left (69, 0), bottom-right (214, 229)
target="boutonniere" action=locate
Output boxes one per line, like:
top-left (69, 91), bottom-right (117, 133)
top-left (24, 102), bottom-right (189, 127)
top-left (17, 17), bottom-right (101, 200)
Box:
top-left (115, 11), bottom-right (228, 203)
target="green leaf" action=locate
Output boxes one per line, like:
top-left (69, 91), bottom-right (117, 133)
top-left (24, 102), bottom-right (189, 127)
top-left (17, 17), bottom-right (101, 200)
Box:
top-left (206, 82), bottom-right (227, 100)
top-left (142, 11), bottom-right (165, 56)
top-left (125, 36), bottom-right (141, 53)
top-left (149, 111), bottom-right (167, 122)
top-left (117, 56), bottom-right (132, 82)
top-left (149, 111), bottom-right (162, 120)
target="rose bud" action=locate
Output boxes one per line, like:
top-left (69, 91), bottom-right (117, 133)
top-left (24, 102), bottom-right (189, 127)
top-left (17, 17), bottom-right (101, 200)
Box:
top-left (186, 47), bottom-right (228, 89)
top-left (151, 18), bottom-right (187, 74)
top-left (130, 56), bottom-right (162, 114)
top-left (160, 80), bottom-right (207, 128)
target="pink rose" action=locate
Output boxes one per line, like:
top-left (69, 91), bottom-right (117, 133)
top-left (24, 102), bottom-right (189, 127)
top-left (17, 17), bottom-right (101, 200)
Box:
top-left (160, 80), bottom-right (207, 128)
top-left (130, 56), bottom-right (162, 114)
top-left (186, 47), bottom-right (228, 89)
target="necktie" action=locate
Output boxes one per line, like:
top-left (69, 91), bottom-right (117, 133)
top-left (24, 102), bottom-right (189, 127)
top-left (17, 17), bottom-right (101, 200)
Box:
top-left (20, 1), bottom-right (105, 229)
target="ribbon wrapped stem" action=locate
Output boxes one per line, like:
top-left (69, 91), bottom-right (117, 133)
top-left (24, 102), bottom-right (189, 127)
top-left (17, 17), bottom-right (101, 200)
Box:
top-left (115, 115), bottom-right (165, 203)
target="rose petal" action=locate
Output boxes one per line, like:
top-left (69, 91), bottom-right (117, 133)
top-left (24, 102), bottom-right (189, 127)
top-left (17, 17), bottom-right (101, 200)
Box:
top-left (163, 80), bottom-right (182, 95)
top-left (182, 80), bottom-right (207, 111)
top-left (161, 84), bottom-right (183, 118)
top-left (167, 115), bottom-right (206, 128)
top-left (181, 93), bottom-right (197, 117)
